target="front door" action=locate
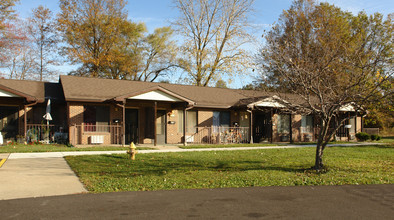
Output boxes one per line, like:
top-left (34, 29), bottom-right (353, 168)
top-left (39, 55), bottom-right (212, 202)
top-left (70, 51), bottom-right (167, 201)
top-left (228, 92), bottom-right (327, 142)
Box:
top-left (156, 110), bottom-right (166, 144)
top-left (125, 109), bottom-right (139, 144)
top-left (253, 112), bottom-right (272, 142)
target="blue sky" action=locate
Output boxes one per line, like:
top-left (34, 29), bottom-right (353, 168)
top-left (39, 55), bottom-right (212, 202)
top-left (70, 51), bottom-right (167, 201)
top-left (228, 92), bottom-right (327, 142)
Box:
top-left (14, 0), bottom-right (394, 88)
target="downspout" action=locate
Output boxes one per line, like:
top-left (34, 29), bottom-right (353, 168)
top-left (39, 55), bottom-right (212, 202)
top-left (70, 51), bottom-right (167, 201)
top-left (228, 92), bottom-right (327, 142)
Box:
top-left (246, 107), bottom-right (253, 144)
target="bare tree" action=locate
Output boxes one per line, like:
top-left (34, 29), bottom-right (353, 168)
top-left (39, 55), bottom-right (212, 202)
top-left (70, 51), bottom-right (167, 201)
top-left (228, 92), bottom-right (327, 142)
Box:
top-left (259, 0), bottom-right (393, 170)
top-left (1, 19), bottom-right (36, 80)
top-left (27, 5), bottom-right (60, 81)
top-left (0, 0), bottom-right (18, 30)
top-left (0, 0), bottom-right (19, 63)
top-left (173, 0), bottom-right (254, 86)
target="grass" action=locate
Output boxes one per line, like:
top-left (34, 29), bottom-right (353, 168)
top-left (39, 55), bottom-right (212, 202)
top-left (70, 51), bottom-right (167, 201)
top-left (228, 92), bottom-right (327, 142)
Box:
top-left (180, 143), bottom-right (282, 149)
top-left (0, 143), bottom-right (152, 153)
top-left (378, 136), bottom-right (394, 143)
top-left (65, 145), bottom-right (394, 193)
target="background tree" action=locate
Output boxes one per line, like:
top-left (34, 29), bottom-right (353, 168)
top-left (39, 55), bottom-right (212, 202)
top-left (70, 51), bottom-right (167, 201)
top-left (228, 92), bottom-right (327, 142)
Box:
top-left (0, 0), bottom-right (19, 65)
top-left (27, 5), bottom-right (59, 81)
top-left (0, 0), bottom-right (18, 30)
top-left (259, 0), bottom-right (393, 170)
top-left (57, 0), bottom-right (129, 77)
top-left (104, 25), bottom-right (178, 82)
top-left (215, 79), bottom-right (227, 88)
top-left (173, 0), bottom-right (254, 86)
top-left (58, 0), bottom-right (177, 82)
top-left (1, 18), bottom-right (35, 80)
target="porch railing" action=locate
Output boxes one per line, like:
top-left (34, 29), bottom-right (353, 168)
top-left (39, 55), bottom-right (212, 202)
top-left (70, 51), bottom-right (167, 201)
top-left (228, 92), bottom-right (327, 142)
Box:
top-left (26, 124), bottom-right (63, 142)
top-left (300, 126), bottom-right (314, 133)
top-left (70, 124), bottom-right (123, 145)
top-left (186, 126), bottom-right (250, 144)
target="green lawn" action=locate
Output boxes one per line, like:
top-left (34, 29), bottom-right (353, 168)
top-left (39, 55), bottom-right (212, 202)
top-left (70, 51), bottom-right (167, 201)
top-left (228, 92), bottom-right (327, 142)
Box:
top-left (0, 144), bottom-right (151, 153)
top-left (180, 143), bottom-right (282, 149)
top-left (65, 145), bottom-right (394, 193)
top-left (378, 136), bottom-right (394, 143)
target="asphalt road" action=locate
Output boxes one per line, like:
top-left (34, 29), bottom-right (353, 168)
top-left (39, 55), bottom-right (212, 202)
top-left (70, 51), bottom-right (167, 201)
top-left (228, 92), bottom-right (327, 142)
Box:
top-left (0, 184), bottom-right (393, 219)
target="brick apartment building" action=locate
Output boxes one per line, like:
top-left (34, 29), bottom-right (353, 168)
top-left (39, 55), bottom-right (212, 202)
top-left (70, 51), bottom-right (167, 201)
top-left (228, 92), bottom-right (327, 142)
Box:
top-left (0, 76), bottom-right (363, 146)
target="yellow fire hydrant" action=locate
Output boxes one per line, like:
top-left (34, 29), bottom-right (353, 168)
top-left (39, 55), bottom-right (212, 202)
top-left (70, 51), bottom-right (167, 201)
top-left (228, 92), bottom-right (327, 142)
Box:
top-left (127, 142), bottom-right (137, 160)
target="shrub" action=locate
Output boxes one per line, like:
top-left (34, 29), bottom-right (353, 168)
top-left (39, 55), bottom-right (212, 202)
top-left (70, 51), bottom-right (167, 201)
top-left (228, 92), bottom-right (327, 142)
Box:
top-left (356, 132), bottom-right (370, 141)
top-left (370, 134), bottom-right (378, 140)
top-left (376, 135), bottom-right (381, 141)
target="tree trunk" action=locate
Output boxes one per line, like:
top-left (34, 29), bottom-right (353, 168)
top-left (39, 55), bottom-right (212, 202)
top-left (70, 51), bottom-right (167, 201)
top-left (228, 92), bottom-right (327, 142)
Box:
top-left (314, 142), bottom-right (324, 170)
top-left (314, 118), bottom-right (329, 170)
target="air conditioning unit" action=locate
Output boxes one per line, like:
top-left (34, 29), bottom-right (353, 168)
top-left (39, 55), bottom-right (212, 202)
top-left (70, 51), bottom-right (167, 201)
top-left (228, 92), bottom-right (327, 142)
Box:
top-left (185, 135), bottom-right (194, 143)
top-left (90, 135), bottom-right (104, 144)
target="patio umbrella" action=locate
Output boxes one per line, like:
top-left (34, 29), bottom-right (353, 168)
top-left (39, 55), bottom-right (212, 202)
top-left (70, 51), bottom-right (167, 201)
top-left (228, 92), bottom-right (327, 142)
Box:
top-left (43, 99), bottom-right (52, 142)
top-left (43, 99), bottom-right (52, 121)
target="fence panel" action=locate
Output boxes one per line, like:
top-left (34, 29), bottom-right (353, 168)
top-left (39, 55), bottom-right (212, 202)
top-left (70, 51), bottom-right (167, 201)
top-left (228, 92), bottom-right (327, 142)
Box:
top-left (187, 127), bottom-right (250, 144)
top-left (70, 124), bottom-right (122, 145)
top-left (363, 128), bottom-right (379, 135)
top-left (26, 124), bottom-right (63, 142)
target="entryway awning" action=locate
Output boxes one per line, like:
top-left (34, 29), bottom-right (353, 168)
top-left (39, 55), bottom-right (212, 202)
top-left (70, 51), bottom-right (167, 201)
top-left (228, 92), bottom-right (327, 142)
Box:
top-left (113, 86), bottom-right (195, 105)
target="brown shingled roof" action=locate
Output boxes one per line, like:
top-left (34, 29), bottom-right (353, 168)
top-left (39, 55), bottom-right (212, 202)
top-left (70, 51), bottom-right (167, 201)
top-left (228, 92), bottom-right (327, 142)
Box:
top-left (0, 78), bottom-right (64, 103)
top-left (60, 75), bottom-right (247, 107)
top-left (59, 75), bottom-right (311, 108)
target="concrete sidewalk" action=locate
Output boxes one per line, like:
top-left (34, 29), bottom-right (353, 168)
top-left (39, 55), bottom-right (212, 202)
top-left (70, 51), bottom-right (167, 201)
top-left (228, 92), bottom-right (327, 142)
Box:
top-left (0, 157), bottom-right (87, 200)
top-left (6, 142), bottom-right (381, 159)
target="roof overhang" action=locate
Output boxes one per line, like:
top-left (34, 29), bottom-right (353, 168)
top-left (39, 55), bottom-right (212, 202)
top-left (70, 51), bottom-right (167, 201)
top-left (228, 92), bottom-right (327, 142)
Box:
top-left (114, 86), bottom-right (195, 106)
top-left (247, 96), bottom-right (286, 108)
top-left (0, 84), bottom-right (39, 102)
top-left (339, 103), bottom-right (357, 112)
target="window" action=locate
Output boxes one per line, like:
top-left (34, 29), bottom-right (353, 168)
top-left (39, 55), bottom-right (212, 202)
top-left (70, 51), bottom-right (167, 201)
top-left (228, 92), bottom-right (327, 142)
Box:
top-left (239, 111), bottom-right (250, 128)
top-left (213, 112), bottom-right (230, 127)
top-left (301, 115), bottom-right (314, 133)
top-left (213, 111), bottom-right (231, 134)
top-left (83, 105), bottom-right (109, 132)
top-left (277, 114), bottom-right (290, 134)
top-left (178, 110), bottom-right (197, 133)
top-left (213, 111), bottom-right (231, 127)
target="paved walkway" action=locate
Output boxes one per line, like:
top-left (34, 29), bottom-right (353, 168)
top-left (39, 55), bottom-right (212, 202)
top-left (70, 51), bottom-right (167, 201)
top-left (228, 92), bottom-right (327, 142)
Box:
top-left (0, 158), bottom-right (87, 200)
top-left (0, 184), bottom-right (393, 219)
top-left (6, 142), bottom-right (380, 159)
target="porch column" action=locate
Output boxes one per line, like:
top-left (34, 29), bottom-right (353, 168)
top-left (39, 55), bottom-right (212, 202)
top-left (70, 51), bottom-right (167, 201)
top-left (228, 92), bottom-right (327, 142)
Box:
top-left (249, 110), bottom-right (253, 144)
top-left (355, 111), bottom-right (357, 133)
top-left (347, 112), bottom-right (351, 141)
top-left (24, 105), bottom-right (27, 139)
top-left (289, 114), bottom-right (293, 143)
top-left (270, 108), bottom-right (273, 143)
top-left (183, 106), bottom-right (187, 146)
top-left (154, 101), bottom-right (157, 146)
top-left (122, 101), bottom-right (126, 146)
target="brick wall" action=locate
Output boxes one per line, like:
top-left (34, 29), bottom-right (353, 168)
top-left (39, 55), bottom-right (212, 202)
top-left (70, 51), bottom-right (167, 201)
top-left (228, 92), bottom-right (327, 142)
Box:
top-left (198, 110), bottom-right (213, 127)
top-left (68, 102), bottom-right (122, 145)
top-left (292, 115), bottom-right (302, 142)
top-left (166, 109), bottom-right (182, 144)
